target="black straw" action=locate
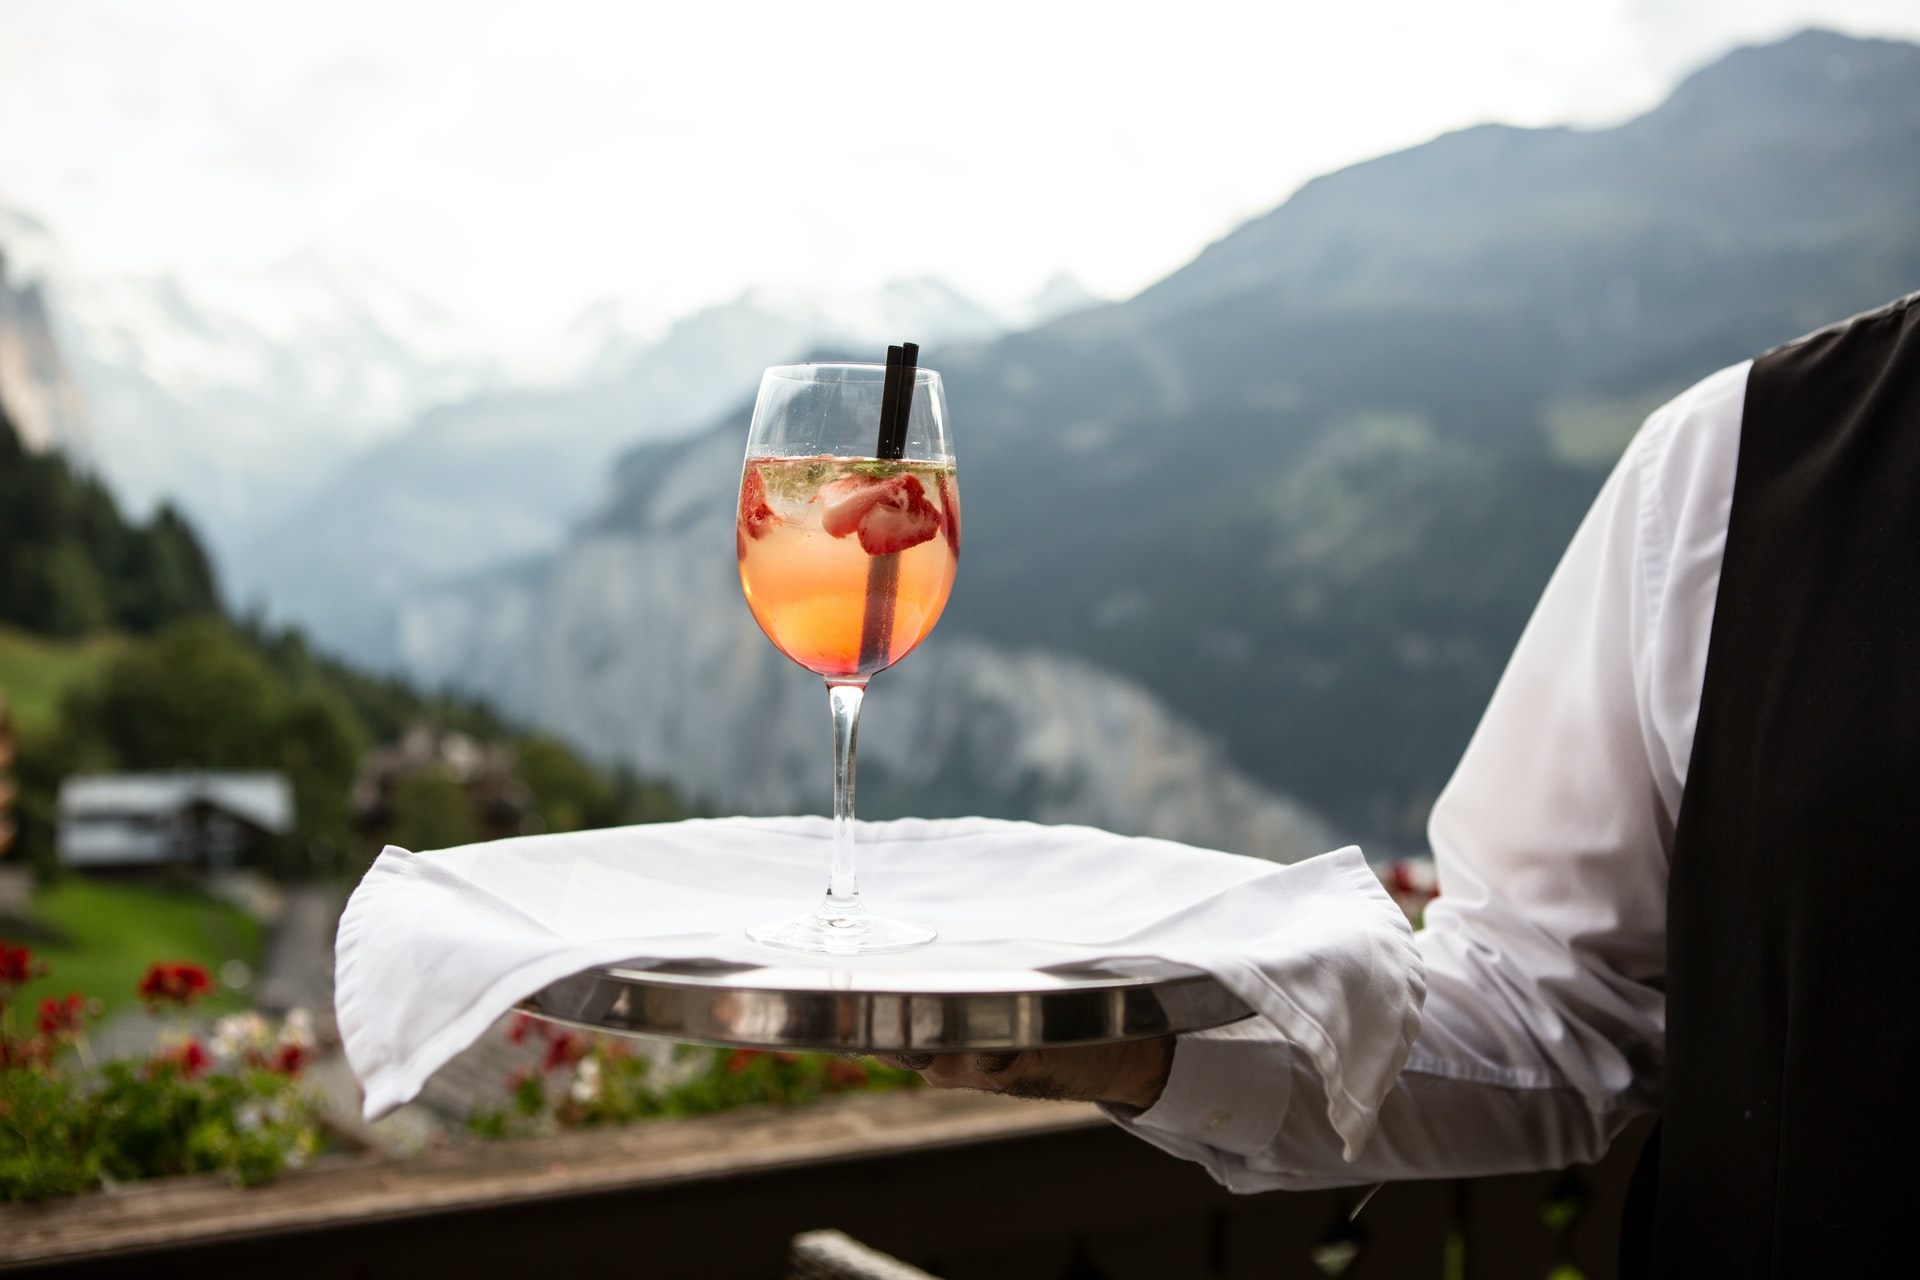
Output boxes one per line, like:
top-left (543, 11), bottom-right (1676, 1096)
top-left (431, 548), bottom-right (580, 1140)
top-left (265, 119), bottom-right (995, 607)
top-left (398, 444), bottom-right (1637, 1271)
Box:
top-left (874, 342), bottom-right (918, 459)
top-left (858, 341), bottom-right (920, 674)
top-left (875, 345), bottom-right (905, 458)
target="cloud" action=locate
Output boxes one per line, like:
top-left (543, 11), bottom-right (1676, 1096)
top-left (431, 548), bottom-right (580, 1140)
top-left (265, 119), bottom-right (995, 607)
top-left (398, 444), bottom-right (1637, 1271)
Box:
top-left (3, 0), bottom-right (1918, 351)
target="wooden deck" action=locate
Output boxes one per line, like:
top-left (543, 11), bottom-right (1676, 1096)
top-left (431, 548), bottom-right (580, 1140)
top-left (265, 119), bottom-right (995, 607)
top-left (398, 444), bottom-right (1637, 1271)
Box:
top-left (0, 1091), bottom-right (1107, 1275)
top-left (0, 1090), bottom-right (1653, 1280)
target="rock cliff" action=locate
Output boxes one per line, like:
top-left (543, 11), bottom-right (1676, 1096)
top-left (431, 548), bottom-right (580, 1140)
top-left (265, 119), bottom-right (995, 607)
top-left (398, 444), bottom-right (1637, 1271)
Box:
top-left (397, 425), bottom-right (1336, 863)
top-left (0, 246), bottom-right (89, 454)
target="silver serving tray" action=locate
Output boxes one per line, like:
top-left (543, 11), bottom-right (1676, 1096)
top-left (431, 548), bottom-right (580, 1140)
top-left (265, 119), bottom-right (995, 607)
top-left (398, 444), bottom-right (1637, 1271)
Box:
top-left (517, 958), bottom-right (1254, 1053)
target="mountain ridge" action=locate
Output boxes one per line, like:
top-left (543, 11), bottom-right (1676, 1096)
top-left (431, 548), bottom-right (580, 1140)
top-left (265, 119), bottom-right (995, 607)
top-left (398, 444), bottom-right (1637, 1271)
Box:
top-left (0, 247), bottom-right (89, 456)
top-left (222, 278), bottom-right (1049, 661)
top-left (923, 28), bottom-right (1920, 838)
top-left (398, 28), bottom-right (1920, 845)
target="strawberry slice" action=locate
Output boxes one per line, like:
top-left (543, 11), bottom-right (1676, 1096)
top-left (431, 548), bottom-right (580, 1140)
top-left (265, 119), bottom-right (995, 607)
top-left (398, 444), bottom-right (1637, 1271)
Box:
top-left (820, 471), bottom-right (941, 555)
top-left (856, 482), bottom-right (942, 555)
top-left (937, 471), bottom-right (960, 554)
top-left (819, 473), bottom-right (889, 537)
top-left (738, 467), bottom-right (778, 541)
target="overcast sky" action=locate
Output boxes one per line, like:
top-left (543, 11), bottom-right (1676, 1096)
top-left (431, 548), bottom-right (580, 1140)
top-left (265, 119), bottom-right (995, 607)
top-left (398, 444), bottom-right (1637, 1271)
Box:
top-left (3, 0), bottom-right (1918, 366)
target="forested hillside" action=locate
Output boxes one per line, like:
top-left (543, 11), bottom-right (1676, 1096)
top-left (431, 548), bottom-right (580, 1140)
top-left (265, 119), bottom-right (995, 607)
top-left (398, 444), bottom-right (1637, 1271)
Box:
top-left (924, 30), bottom-right (1920, 840)
top-left (0, 401), bottom-right (688, 875)
top-left (554, 30), bottom-right (1920, 846)
top-left (1, 404), bottom-right (219, 637)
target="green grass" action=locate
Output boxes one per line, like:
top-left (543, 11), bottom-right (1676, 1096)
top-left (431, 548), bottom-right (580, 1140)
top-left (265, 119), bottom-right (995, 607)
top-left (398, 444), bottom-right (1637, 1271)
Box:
top-left (6, 878), bottom-right (262, 1020)
top-left (0, 625), bottom-right (124, 736)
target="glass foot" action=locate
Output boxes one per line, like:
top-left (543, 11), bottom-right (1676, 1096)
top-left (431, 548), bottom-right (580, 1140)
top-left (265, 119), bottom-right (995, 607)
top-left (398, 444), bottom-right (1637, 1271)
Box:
top-left (747, 899), bottom-right (936, 955)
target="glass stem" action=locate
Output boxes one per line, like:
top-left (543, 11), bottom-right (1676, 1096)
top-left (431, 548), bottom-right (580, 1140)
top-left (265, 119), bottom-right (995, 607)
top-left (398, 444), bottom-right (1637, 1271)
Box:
top-left (824, 679), bottom-right (869, 913)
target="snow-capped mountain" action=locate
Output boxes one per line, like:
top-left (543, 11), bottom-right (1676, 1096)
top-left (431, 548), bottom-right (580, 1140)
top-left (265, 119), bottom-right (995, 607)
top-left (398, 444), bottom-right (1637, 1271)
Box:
top-left (67, 246), bottom-right (503, 436)
top-left (0, 211), bottom-right (510, 552)
top-left (555, 276), bottom-right (1096, 392)
top-left (222, 276), bottom-right (1064, 664)
top-left (1, 198), bottom-right (1093, 653)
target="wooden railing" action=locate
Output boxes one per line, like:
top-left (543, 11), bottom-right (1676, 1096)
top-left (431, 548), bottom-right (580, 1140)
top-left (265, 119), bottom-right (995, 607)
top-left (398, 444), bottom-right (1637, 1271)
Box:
top-left (0, 1091), bottom-right (1654, 1279)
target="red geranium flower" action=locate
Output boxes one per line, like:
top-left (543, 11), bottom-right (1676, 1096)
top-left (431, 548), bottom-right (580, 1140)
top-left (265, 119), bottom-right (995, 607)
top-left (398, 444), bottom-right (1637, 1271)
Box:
top-left (0, 1035), bottom-right (54, 1070)
top-left (826, 1059), bottom-right (868, 1088)
top-left (541, 1032), bottom-right (586, 1073)
top-left (1, 941), bottom-right (45, 987)
top-left (269, 1043), bottom-right (308, 1077)
top-left (726, 1048), bottom-right (760, 1074)
top-left (154, 1037), bottom-right (210, 1079)
top-left (137, 962), bottom-right (215, 1008)
top-left (37, 993), bottom-right (87, 1039)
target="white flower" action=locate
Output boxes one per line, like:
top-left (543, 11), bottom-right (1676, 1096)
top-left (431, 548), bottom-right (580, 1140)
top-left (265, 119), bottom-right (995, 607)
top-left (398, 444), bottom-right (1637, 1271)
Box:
top-left (570, 1056), bottom-right (603, 1105)
top-left (211, 1012), bottom-right (270, 1061)
top-left (279, 1008), bottom-right (315, 1049)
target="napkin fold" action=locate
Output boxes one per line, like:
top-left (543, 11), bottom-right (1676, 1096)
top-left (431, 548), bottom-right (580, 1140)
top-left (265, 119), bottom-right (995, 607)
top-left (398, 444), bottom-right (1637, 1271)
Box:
top-left (334, 816), bottom-right (1425, 1159)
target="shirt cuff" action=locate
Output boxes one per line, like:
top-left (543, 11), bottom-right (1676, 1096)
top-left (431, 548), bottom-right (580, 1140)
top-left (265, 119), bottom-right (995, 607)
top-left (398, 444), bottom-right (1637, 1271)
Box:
top-left (1107, 1019), bottom-right (1293, 1157)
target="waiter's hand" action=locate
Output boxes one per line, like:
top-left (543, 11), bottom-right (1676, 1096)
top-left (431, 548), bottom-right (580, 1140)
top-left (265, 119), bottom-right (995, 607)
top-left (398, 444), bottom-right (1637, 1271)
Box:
top-left (874, 1036), bottom-right (1174, 1110)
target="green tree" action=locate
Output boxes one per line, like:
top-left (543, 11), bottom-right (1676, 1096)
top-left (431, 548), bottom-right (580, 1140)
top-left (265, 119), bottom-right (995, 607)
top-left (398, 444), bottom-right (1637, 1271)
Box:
top-left (0, 399), bottom-right (687, 868)
top-left (56, 621), bottom-right (365, 865)
top-left (390, 768), bottom-right (481, 852)
top-left (271, 688), bottom-right (366, 868)
top-left (0, 408), bottom-right (219, 636)
top-left (111, 505), bottom-right (220, 633)
top-left (65, 621), bottom-right (281, 768)
top-left (20, 542), bottom-right (113, 638)
top-left (613, 763), bottom-right (696, 825)
top-left (515, 734), bottom-right (618, 833)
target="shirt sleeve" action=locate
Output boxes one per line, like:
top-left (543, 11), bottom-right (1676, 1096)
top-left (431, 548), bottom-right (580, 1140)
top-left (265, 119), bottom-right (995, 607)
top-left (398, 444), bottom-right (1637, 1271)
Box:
top-left (1107, 361), bottom-right (1749, 1191)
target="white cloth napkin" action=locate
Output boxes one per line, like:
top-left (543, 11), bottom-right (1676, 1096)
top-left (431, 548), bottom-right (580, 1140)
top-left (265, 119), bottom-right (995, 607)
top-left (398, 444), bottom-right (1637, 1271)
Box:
top-left (334, 816), bottom-right (1425, 1157)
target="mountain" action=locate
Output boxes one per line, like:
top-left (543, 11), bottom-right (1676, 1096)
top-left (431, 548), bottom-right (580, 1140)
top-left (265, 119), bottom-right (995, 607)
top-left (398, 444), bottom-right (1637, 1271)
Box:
top-left (0, 237), bottom-right (89, 455)
top-left (226, 278), bottom-right (1056, 665)
top-left (395, 421), bottom-right (1337, 862)
top-left (935, 29), bottom-right (1920, 840)
top-left (0, 230), bottom-right (512, 561)
top-left (1, 189), bottom-right (1101, 667)
top-left (397, 29), bottom-right (1920, 849)
top-left (1020, 272), bottom-right (1106, 328)
top-left (0, 394), bottom-right (219, 639)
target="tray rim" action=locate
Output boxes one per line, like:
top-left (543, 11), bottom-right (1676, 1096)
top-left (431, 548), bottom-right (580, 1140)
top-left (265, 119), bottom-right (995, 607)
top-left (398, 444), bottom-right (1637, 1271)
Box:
top-left (516, 957), bottom-right (1256, 1053)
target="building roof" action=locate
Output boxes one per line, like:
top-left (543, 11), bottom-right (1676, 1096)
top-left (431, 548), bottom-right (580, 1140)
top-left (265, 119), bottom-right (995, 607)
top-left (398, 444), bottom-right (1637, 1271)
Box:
top-left (59, 771), bottom-right (295, 835)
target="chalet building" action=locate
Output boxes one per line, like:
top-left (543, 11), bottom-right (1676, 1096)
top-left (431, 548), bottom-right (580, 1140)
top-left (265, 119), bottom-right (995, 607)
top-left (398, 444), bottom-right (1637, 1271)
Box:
top-left (57, 771), bottom-right (294, 873)
top-left (349, 724), bottom-right (528, 853)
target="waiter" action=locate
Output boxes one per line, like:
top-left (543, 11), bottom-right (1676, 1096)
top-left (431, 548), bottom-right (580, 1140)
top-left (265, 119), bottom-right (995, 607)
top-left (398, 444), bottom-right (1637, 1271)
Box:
top-left (885, 291), bottom-right (1920, 1275)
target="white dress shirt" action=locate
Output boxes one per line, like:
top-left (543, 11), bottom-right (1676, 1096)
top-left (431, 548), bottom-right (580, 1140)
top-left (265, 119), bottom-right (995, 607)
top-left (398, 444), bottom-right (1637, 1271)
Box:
top-left (1112, 359), bottom-right (1752, 1191)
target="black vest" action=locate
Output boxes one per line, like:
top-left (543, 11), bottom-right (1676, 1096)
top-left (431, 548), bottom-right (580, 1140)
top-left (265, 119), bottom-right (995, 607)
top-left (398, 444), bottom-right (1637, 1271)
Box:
top-left (1649, 292), bottom-right (1920, 1275)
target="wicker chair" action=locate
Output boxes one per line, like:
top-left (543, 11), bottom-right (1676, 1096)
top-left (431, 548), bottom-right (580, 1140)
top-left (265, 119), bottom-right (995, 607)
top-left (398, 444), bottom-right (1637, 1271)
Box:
top-left (786, 1229), bottom-right (944, 1280)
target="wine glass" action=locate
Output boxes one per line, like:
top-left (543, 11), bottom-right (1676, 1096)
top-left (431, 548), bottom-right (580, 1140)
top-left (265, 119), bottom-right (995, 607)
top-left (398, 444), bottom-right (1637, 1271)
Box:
top-left (736, 353), bottom-right (958, 954)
